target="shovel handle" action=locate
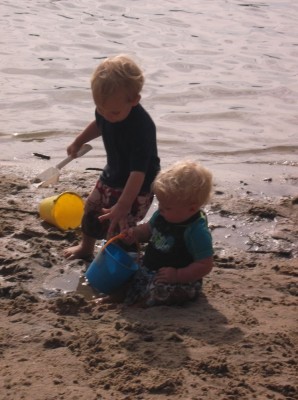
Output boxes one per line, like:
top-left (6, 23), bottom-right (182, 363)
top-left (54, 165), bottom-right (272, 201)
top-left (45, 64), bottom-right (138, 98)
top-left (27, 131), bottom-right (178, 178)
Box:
top-left (56, 144), bottom-right (92, 170)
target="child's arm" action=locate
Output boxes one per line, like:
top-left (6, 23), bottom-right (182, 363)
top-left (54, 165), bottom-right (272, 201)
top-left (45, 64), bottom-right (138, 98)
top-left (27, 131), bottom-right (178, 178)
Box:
top-left (67, 120), bottom-right (101, 157)
top-left (99, 170), bottom-right (145, 235)
top-left (154, 257), bottom-right (214, 284)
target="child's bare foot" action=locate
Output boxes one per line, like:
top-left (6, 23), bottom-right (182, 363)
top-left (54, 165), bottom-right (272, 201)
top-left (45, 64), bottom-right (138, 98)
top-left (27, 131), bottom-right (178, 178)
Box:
top-left (63, 244), bottom-right (93, 261)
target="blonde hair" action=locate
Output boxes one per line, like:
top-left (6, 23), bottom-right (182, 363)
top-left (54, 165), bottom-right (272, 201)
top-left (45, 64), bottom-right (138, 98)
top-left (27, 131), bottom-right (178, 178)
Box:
top-left (91, 54), bottom-right (144, 105)
top-left (152, 160), bottom-right (213, 208)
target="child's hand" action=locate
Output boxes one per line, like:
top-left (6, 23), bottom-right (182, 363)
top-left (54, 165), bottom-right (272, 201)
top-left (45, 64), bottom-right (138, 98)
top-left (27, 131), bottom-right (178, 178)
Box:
top-left (121, 228), bottom-right (136, 245)
top-left (67, 142), bottom-right (83, 158)
top-left (99, 202), bottom-right (130, 237)
top-left (154, 267), bottom-right (178, 284)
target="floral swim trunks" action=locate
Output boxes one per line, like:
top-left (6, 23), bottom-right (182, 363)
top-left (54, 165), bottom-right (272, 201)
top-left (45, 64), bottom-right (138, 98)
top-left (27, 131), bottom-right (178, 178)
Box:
top-left (124, 265), bottom-right (202, 307)
top-left (82, 180), bottom-right (154, 239)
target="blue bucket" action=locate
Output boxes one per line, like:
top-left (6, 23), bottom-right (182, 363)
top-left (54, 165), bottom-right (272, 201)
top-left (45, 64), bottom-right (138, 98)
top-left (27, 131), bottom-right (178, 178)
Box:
top-left (85, 242), bottom-right (139, 294)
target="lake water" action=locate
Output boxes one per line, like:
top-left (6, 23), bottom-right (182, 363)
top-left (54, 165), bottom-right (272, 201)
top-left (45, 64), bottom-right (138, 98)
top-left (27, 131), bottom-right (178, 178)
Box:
top-left (1, 0), bottom-right (297, 196)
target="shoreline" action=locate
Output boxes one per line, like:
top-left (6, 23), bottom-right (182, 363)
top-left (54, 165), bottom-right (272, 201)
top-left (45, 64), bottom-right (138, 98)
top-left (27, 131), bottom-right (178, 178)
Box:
top-left (1, 149), bottom-right (297, 197)
top-left (0, 165), bottom-right (297, 399)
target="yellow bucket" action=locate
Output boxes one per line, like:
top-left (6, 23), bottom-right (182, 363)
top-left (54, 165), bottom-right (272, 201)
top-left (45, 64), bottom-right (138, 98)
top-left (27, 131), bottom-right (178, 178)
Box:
top-left (39, 192), bottom-right (84, 230)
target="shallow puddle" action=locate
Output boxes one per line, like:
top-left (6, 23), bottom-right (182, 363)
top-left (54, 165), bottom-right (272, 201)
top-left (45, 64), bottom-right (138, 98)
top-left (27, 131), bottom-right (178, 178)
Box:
top-left (43, 269), bottom-right (99, 300)
top-left (209, 212), bottom-right (277, 251)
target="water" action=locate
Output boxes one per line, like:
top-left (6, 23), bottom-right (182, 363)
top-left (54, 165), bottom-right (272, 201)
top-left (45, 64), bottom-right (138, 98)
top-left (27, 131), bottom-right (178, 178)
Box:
top-left (0, 0), bottom-right (297, 195)
top-left (43, 270), bottom-right (99, 300)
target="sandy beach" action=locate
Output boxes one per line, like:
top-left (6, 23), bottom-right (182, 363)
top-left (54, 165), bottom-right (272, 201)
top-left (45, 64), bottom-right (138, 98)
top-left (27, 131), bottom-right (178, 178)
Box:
top-left (1, 1), bottom-right (298, 398)
top-left (0, 166), bottom-right (297, 400)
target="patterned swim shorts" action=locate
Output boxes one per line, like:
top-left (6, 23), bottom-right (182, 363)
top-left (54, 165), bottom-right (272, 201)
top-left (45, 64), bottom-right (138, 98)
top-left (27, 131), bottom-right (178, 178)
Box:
top-left (81, 180), bottom-right (154, 239)
top-left (124, 266), bottom-right (202, 307)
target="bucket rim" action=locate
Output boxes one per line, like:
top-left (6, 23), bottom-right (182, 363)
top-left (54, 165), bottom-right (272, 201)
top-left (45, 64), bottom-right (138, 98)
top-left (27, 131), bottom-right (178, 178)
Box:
top-left (102, 243), bottom-right (138, 271)
top-left (54, 191), bottom-right (84, 203)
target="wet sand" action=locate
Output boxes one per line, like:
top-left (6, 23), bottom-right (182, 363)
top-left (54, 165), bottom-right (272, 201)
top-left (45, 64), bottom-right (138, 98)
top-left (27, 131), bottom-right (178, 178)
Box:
top-left (0, 166), bottom-right (297, 400)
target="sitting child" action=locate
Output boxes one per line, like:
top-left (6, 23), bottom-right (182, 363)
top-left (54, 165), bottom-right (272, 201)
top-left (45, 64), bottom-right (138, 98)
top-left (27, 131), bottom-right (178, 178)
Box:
top-left (121, 160), bottom-right (214, 307)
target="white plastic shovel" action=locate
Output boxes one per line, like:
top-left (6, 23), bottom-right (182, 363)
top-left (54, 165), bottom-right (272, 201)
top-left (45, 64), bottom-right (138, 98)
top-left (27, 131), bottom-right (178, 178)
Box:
top-left (33, 143), bottom-right (92, 187)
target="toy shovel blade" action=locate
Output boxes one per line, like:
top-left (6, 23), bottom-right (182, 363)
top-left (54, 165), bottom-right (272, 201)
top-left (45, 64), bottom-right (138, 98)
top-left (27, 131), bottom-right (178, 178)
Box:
top-left (32, 143), bottom-right (92, 187)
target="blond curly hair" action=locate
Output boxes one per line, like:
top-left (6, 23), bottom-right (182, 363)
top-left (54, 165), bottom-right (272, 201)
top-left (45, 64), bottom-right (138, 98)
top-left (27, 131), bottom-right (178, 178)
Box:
top-left (152, 160), bottom-right (213, 208)
top-left (91, 54), bottom-right (144, 105)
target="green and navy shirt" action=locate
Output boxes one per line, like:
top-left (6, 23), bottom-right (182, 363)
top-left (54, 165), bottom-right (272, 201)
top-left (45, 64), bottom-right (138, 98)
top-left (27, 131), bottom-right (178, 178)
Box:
top-left (143, 210), bottom-right (213, 271)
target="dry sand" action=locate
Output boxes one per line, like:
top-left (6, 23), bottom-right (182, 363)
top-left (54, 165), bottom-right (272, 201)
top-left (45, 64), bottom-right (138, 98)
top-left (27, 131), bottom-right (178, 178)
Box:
top-left (0, 167), bottom-right (297, 400)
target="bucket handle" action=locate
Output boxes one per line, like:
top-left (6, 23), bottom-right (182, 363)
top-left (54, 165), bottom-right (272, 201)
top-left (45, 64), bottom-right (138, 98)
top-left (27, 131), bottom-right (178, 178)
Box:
top-left (101, 233), bottom-right (141, 263)
top-left (101, 233), bottom-right (125, 253)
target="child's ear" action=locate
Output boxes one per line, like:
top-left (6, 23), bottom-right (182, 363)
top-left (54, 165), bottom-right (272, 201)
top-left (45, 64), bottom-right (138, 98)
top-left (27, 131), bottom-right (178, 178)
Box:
top-left (131, 94), bottom-right (141, 106)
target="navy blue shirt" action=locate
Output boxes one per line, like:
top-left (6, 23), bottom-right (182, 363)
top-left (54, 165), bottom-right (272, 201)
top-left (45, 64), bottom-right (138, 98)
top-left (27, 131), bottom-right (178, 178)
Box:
top-left (95, 104), bottom-right (160, 193)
